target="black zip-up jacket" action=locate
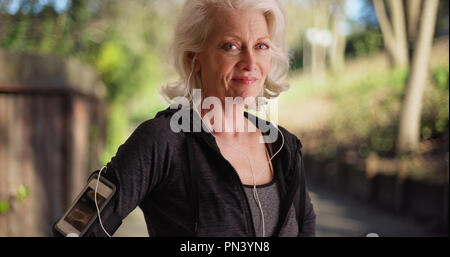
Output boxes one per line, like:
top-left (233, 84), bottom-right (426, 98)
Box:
top-left (85, 106), bottom-right (316, 237)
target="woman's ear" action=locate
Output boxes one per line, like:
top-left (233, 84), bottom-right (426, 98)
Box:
top-left (193, 56), bottom-right (201, 72)
top-left (188, 52), bottom-right (201, 72)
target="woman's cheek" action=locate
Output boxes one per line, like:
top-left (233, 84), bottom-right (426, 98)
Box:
top-left (260, 54), bottom-right (271, 72)
top-left (219, 63), bottom-right (235, 82)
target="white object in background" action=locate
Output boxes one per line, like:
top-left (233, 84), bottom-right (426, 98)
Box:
top-left (306, 28), bottom-right (334, 47)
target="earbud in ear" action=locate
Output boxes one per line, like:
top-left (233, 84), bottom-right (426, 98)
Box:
top-left (191, 55), bottom-right (197, 70)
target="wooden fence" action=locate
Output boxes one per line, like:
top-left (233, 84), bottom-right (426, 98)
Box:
top-left (0, 50), bottom-right (106, 236)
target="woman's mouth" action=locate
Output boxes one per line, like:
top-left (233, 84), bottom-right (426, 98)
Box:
top-left (232, 76), bottom-right (258, 85)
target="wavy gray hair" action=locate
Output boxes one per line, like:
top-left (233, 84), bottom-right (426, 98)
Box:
top-left (160, 0), bottom-right (290, 106)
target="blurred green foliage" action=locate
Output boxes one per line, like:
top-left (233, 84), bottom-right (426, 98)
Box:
top-left (345, 28), bottom-right (384, 57)
top-left (0, 0), bottom-right (178, 162)
top-left (287, 63), bottom-right (449, 160)
top-left (0, 200), bottom-right (11, 214)
top-left (16, 184), bottom-right (30, 204)
top-left (421, 65), bottom-right (450, 140)
top-left (0, 184), bottom-right (30, 215)
top-left (330, 67), bottom-right (408, 157)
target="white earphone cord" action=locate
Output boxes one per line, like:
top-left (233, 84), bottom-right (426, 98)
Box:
top-left (95, 166), bottom-right (112, 237)
top-left (187, 56), bottom-right (285, 237)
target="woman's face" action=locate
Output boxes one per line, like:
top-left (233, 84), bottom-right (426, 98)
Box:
top-left (196, 8), bottom-right (272, 104)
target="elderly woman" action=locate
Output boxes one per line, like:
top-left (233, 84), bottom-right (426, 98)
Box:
top-left (82, 0), bottom-right (315, 237)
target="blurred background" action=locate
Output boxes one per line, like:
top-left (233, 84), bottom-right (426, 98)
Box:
top-left (0, 0), bottom-right (448, 237)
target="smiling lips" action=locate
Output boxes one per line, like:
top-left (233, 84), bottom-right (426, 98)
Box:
top-left (232, 76), bottom-right (258, 85)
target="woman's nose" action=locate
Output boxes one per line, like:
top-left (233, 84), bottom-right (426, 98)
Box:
top-left (237, 48), bottom-right (257, 71)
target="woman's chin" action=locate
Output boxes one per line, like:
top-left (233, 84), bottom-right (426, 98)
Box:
top-left (228, 92), bottom-right (258, 102)
top-left (228, 85), bottom-right (261, 101)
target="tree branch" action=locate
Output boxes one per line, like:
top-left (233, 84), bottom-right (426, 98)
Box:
top-left (406, 0), bottom-right (422, 43)
top-left (373, 0), bottom-right (396, 55)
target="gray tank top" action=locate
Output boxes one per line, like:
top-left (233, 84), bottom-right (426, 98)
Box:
top-left (243, 179), bottom-right (299, 237)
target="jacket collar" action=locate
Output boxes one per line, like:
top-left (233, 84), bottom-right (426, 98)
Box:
top-left (155, 105), bottom-right (295, 168)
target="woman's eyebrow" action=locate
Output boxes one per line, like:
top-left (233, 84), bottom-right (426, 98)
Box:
top-left (257, 36), bottom-right (271, 41)
top-left (222, 34), bottom-right (271, 41)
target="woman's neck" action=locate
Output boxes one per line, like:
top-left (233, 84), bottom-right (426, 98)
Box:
top-left (199, 99), bottom-right (256, 138)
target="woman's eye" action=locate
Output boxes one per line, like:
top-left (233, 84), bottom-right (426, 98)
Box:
top-left (256, 43), bottom-right (269, 50)
top-left (223, 43), bottom-right (238, 51)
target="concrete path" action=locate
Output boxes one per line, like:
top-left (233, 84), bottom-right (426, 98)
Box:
top-left (307, 182), bottom-right (438, 237)
top-left (114, 208), bottom-right (148, 237)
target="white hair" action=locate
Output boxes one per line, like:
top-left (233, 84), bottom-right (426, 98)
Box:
top-left (160, 0), bottom-right (290, 105)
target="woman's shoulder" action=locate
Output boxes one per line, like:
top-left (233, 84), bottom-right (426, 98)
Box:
top-left (126, 107), bottom-right (187, 145)
top-left (276, 124), bottom-right (303, 151)
top-left (246, 111), bottom-right (303, 152)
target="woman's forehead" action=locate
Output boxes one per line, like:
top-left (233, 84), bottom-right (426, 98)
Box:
top-left (208, 8), bottom-right (269, 40)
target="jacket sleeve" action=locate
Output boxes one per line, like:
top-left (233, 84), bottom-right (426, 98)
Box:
top-left (80, 121), bottom-right (167, 237)
top-left (299, 186), bottom-right (316, 237)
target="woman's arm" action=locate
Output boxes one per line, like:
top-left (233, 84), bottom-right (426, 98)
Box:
top-left (295, 138), bottom-right (316, 237)
top-left (84, 121), bottom-right (166, 237)
top-left (299, 188), bottom-right (316, 237)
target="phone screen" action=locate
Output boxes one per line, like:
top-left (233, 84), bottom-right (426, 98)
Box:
top-left (64, 187), bottom-right (106, 232)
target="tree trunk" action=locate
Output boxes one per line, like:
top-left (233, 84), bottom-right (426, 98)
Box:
top-left (329, 1), bottom-right (347, 72)
top-left (311, 43), bottom-right (327, 81)
top-left (406, 0), bottom-right (423, 61)
top-left (406, 0), bottom-right (422, 43)
top-left (388, 0), bottom-right (409, 66)
top-left (373, 0), bottom-right (409, 67)
top-left (396, 0), bottom-right (440, 154)
top-left (311, 0), bottom-right (329, 81)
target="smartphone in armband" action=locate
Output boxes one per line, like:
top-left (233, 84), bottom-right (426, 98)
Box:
top-left (54, 174), bottom-right (116, 237)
